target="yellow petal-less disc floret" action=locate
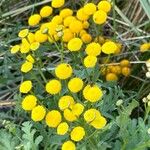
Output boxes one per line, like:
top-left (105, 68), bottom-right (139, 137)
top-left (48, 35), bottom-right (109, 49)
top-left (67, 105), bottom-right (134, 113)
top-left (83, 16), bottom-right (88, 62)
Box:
top-left (120, 59), bottom-right (130, 67)
top-left (31, 105), bottom-right (46, 122)
top-left (140, 43), bottom-right (150, 52)
top-left (83, 3), bottom-right (97, 15)
top-left (55, 63), bottom-right (73, 79)
top-left (46, 79), bottom-right (61, 95)
top-left (84, 55), bottom-right (97, 68)
top-left (68, 38), bottom-right (83, 51)
top-left (28, 14), bottom-right (41, 26)
top-left (60, 8), bottom-right (73, 18)
top-left (63, 109), bottom-right (77, 122)
top-left (52, 15), bottom-right (63, 24)
top-left (30, 42), bottom-right (40, 51)
top-left (19, 80), bottom-right (32, 93)
top-left (62, 141), bottom-right (76, 150)
top-left (63, 16), bottom-right (76, 27)
top-left (62, 29), bottom-right (74, 42)
top-left (26, 54), bottom-right (35, 63)
top-left (57, 122), bottom-right (69, 135)
top-left (18, 29), bottom-right (29, 38)
top-left (81, 33), bottom-right (92, 43)
top-left (121, 67), bottom-right (131, 76)
top-left (35, 30), bottom-right (48, 43)
top-left (52, 0), bottom-right (65, 8)
top-left (98, 1), bottom-right (111, 13)
top-left (46, 110), bottom-right (62, 128)
top-left (93, 10), bottom-right (107, 24)
top-left (70, 126), bottom-right (85, 142)
top-left (69, 20), bottom-right (83, 33)
top-left (40, 6), bottom-right (53, 18)
top-left (76, 8), bottom-right (89, 21)
top-left (102, 41), bottom-right (117, 54)
top-left (10, 45), bottom-right (20, 54)
top-left (21, 61), bottom-right (33, 73)
top-left (72, 103), bottom-right (84, 117)
top-left (20, 38), bottom-right (30, 53)
top-left (22, 95), bottom-right (37, 111)
top-left (27, 32), bottom-right (35, 44)
top-left (106, 73), bottom-right (118, 81)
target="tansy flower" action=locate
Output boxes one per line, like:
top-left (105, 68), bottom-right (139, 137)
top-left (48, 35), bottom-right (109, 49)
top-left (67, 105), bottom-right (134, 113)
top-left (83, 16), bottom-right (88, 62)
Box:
top-left (68, 38), bottom-right (83, 51)
top-left (28, 14), bottom-right (41, 26)
top-left (63, 16), bottom-right (76, 27)
top-left (19, 80), bottom-right (32, 93)
top-left (98, 1), bottom-right (111, 13)
top-left (63, 109), bottom-right (77, 122)
top-left (69, 20), bottom-right (83, 33)
top-left (140, 43), bottom-right (150, 52)
top-left (70, 126), bottom-right (85, 142)
top-left (27, 32), bottom-right (35, 44)
top-left (82, 21), bottom-right (90, 29)
top-left (31, 105), bottom-right (46, 122)
top-left (46, 79), bottom-right (61, 95)
top-left (68, 77), bottom-right (83, 93)
top-left (93, 10), bottom-right (107, 24)
top-left (58, 95), bottom-right (75, 110)
top-left (76, 8), bottom-right (89, 21)
top-left (106, 73), bottom-right (118, 81)
top-left (83, 3), bottom-right (97, 15)
top-left (121, 67), bottom-right (131, 76)
top-left (80, 30), bottom-right (87, 36)
top-left (21, 61), bottom-right (33, 73)
top-left (51, 0), bottom-right (65, 8)
top-left (62, 141), bottom-right (76, 150)
top-left (62, 29), bottom-right (74, 42)
top-left (46, 110), bottom-right (62, 128)
top-left (20, 38), bottom-right (30, 53)
top-left (60, 8), bottom-right (73, 18)
top-left (10, 45), bottom-right (20, 54)
top-left (18, 29), bottom-right (29, 38)
top-left (57, 122), bottom-right (69, 135)
top-left (30, 42), bottom-right (40, 51)
top-left (102, 41), bottom-right (117, 54)
top-left (55, 63), bottom-right (73, 80)
top-left (72, 103), bottom-right (84, 117)
top-left (22, 95), bottom-right (37, 111)
top-left (35, 30), bottom-right (48, 43)
top-left (81, 33), bottom-right (92, 43)
top-left (26, 54), bottom-right (35, 63)
top-left (84, 55), bottom-right (97, 68)
top-left (85, 42), bottom-right (101, 56)
top-left (40, 6), bottom-right (53, 18)
top-left (120, 59), bottom-right (130, 67)
top-left (83, 84), bottom-right (103, 102)
top-left (52, 15), bottom-right (63, 24)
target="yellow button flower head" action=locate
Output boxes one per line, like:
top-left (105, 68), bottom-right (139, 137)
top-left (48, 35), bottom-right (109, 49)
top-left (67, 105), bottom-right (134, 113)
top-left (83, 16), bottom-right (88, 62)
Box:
top-left (40, 6), bottom-right (53, 18)
top-left (26, 54), bottom-right (35, 63)
top-left (83, 84), bottom-right (103, 102)
top-left (27, 32), bottom-right (35, 44)
top-left (62, 141), bottom-right (76, 150)
top-left (60, 8), bottom-right (73, 18)
top-left (35, 30), bottom-right (48, 43)
top-left (58, 95), bottom-right (75, 110)
top-left (80, 30), bottom-right (87, 37)
top-left (55, 63), bottom-right (73, 80)
top-left (28, 14), bottom-right (41, 26)
top-left (21, 61), bottom-right (33, 73)
top-left (85, 42), bottom-right (101, 56)
top-left (83, 21), bottom-right (90, 29)
top-left (120, 59), bottom-right (130, 67)
top-left (76, 8), bottom-right (89, 21)
top-left (46, 79), bottom-right (61, 95)
top-left (84, 55), bottom-right (97, 68)
top-left (72, 103), bottom-right (84, 117)
top-left (52, 0), bottom-right (65, 8)
top-left (31, 105), bottom-right (46, 122)
top-left (57, 122), bottom-right (69, 135)
top-left (98, 1), bottom-right (111, 13)
top-left (70, 126), bottom-right (85, 142)
top-left (63, 16), bottom-right (76, 27)
top-left (106, 73), bottom-right (118, 81)
top-left (20, 38), bottom-right (30, 53)
top-left (64, 109), bottom-right (77, 122)
top-left (140, 43), bottom-right (150, 52)
top-left (69, 20), bottom-right (83, 33)
top-left (122, 67), bottom-right (131, 77)
top-left (81, 33), bottom-right (92, 43)
top-left (68, 38), bottom-right (83, 51)
top-left (93, 10), bottom-right (107, 24)
top-left (46, 110), bottom-right (62, 128)
top-left (62, 29), bottom-right (74, 42)
top-left (102, 41), bottom-right (117, 54)
top-left (83, 3), bottom-right (97, 15)
top-left (19, 80), bottom-right (32, 93)
top-left (18, 29), bottom-right (29, 38)
top-left (22, 95), bottom-right (37, 111)
top-left (68, 77), bottom-right (83, 93)
top-left (10, 45), bottom-right (20, 54)
top-left (30, 42), bottom-right (40, 51)
top-left (52, 15), bottom-right (63, 24)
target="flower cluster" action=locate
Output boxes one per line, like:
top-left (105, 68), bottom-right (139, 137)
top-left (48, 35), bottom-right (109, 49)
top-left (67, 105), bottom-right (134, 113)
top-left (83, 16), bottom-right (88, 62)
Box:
top-left (140, 42), bottom-right (150, 52)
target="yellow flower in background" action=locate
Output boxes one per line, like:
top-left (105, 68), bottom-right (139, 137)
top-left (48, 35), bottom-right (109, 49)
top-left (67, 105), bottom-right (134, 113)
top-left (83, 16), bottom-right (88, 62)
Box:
top-left (46, 79), bottom-right (61, 95)
top-left (60, 8), bottom-right (73, 18)
top-left (68, 77), bottom-right (83, 93)
top-left (140, 43), bottom-right (150, 52)
top-left (19, 80), bottom-right (32, 93)
top-left (83, 3), bottom-right (97, 15)
top-left (40, 6), bottom-right (53, 18)
top-left (106, 73), bottom-right (118, 81)
top-left (52, 0), bottom-right (65, 8)
top-left (98, 1), bottom-right (111, 13)
top-left (62, 141), bottom-right (76, 150)
top-left (35, 30), bottom-right (48, 43)
top-left (21, 61), bottom-right (33, 73)
top-left (72, 103), bottom-right (84, 117)
top-left (18, 29), bottom-right (29, 38)
top-left (81, 33), bottom-right (92, 43)
top-left (55, 63), bottom-right (73, 79)
top-left (120, 59), bottom-right (130, 67)
top-left (30, 42), bottom-right (40, 51)
top-left (82, 21), bottom-right (90, 29)
top-left (93, 10), bottom-right (107, 24)
top-left (68, 38), bottom-right (83, 51)
top-left (84, 55), bottom-right (97, 68)
top-left (57, 122), bottom-right (69, 135)
top-left (76, 8), bottom-right (89, 21)
top-left (46, 110), bottom-right (62, 127)
top-left (121, 67), bottom-right (131, 77)
top-left (28, 14), bottom-right (41, 26)
top-left (62, 29), bottom-right (74, 42)
top-left (70, 126), bottom-right (85, 141)
top-left (31, 105), bottom-right (46, 122)
top-left (63, 109), bottom-right (77, 122)
top-left (10, 45), bottom-right (20, 54)
top-left (69, 20), bottom-right (83, 33)
top-left (26, 54), bottom-right (35, 63)
top-left (22, 95), bottom-right (37, 111)
top-left (102, 41), bottom-right (117, 54)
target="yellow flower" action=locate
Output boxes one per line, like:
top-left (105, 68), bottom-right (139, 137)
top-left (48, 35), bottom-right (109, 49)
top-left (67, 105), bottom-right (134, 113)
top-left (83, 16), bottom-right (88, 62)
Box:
top-left (20, 38), bottom-right (30, 53)
top-left (63, 16), bottom-right (76, 27)
top-left (76, 8), bottom-right (89, 21)
top-left (58, 95), bottom-right (75, 110)
top-left (72, 103), bottom-right (84, 117)
top-left (81, 33), bottom-right (92, 43)
top-left (62, 141), bottom-right (76, 150)
top-left (28, 14), bottom-right (41, 26)
top-left (30, 42), bottom-right (40, 51)
top-left (120, 59), bottom-right (130, 67)
top-left (40, 6), bottom-right (53, 18)
top-left (57, 122), bottom-right (69, 135)
top-left (93, 10), bottom-right (107, 24)
top-left (70, 126), bottom-right (85, 142)
top-left (52, 15), bottom-right (63, 24)
top-left (35, 30), bottom-right (48, 43)
top-left (83, 3), bottom-right (97, 15)
top-left (121, 67), bottom-right (131, 77)
top-left (22, 95), bottom-right (37, 111)
top-left (46, 79), bottom-right (61, 95)
top-left (62, 29), bottom-right (74, 42)
top-left (67, 38), bottom-right (83, 51)
top-left (52, 0), bottom-right (65, 8)
top-left (83, 84), bottom-right (103, 102)
top-left (19, 80), bottom-right (32, 93)
top-left (10, 45), bottom-right (20, 54)
top-left (26, 54), bottom-right (35, 63)
top-left (102, 41), bottom-right (117, 54)
top-left (55, 63), bottom-right (73, 80)
top-left (18, 29), bottom-right (29, 38)
top-left (63, 109), bottom-right (77, 122)
top-left (83, 21), bottom-right (90, 29)
top-left (60, 8), bottom-right (73, 18)
top-left (98, 1), bottom-right (111, 13)
top-left (27, 33), bottom-right (35, 44)
top-left (68, 77), bottom-right (83, 93)
top-left (84, 55), bottom-right (97, 68)
top-left (21, 61), bottom-right (33, 73)
top-left (80, 30), bottom-right (87, 36)
top-left (69, 20), bottom-right (83, 33)
top-left (31, 105), bottom-right (46, 122)
top-left (106, 73), bottom-right (118, 81)
top-left (46, 110), bottom-right (62, 128)
top-left (85, 42), bottom-right (101, 56)
top-left (140, 43), bottom-right (150, 52)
